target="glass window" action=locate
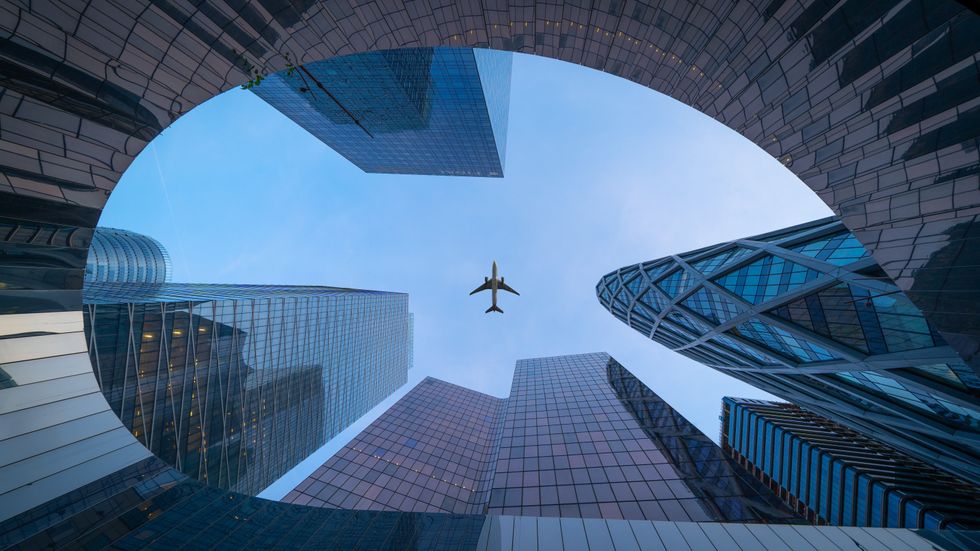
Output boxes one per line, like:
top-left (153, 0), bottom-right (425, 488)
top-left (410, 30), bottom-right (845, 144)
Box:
top-left (871, 483), bottom-right (886, 526)
top-left (791, 231), bottom-right (869, 266)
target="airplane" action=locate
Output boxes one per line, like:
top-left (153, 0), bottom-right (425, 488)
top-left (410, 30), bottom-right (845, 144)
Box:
top-left (469, 261), bottom-right (519, 314)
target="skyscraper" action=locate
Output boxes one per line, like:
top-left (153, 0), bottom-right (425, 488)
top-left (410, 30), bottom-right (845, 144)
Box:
top-left (721, 397), bottom-right (980, 530)
top-left (4, 1), bottom-right (980, 547)
top-left (251, 47), bottom-right (511, 177)
top-left (85, 227), bottom-right (171, 284)
top-left (83, 281), bottom-right (412, 496)
top-left (284, 352), bottom-right (798, 523)
top-left (596, 217), bottom-right (980, 487)
top-left (286, 377), bottom-right (505, 513)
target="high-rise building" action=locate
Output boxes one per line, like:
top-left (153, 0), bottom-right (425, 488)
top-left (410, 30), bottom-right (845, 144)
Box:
top-left (4, 1), bottom-right (980, 547)
top-left (721, 397), bottom-right (980, 530)
top-left (251, 47), bottom-right (511, 177)
top-left (83, 281), bottom-right (412, 495)
top-left (85, 227), bottom-right (171, 284)
top-left (284, 352), bottom-right (799, 523)
top-left (286, 378), bottom-right (505, 513)
top-left (596, 217), bottom-right (980, 487)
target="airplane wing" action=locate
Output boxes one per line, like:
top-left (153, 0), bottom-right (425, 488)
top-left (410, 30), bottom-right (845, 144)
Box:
top-left (469, 281), bottom-right (492, 295)
top-left (498, 281), bottom-right (520, 296)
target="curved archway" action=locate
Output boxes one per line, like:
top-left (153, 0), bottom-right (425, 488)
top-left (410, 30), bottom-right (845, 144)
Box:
top-left (1, 0), bottom-right (978, 544)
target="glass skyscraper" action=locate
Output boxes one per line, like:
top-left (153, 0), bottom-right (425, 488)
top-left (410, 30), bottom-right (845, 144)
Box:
top-left (286, 378), bottom-right (505, 514)
top-left (721, 397), bottom-right (980, 530)
top-left (85, 227), bottom-right (171, 284)
top-left (284, 352), bottom-right (798, 523)
top-left (5, 1), bottom-right (980, 547)
top-left (596, 216), bottom-right (980, 487)
top-left (83, 281), bottom-right (412, 496)
top-left (251, 47), bottom-right (511, 177)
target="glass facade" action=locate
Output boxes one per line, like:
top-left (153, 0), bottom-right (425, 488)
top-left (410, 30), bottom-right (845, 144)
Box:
top-left (83, 282), bottom-right (411, 496)
top-left (1, 454), bottom-right (487, 551)
top-left (721, 397), bottom-right (980, 530)
top-left (252, 48), bottom-right (511, 177)
top-left (597, 217), bottom-right (980, 486)
top-left (286, 353), bottom-right (799, 523)
top-left (3, 0), bottom-right (980, 547)
top-left (283, 378), bottom-right (505, 514)
top-left (85, 227), bottom-right (171, 284)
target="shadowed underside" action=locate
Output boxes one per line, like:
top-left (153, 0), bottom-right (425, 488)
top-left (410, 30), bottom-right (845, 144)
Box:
top-left (1, 0), bottom-right (979, 547)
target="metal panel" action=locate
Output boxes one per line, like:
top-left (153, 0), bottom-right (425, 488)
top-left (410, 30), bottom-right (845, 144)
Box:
top-left (837, 527), bottom-right (914, 551)
top-left (0, 311), bottom-right (82, 336)
top-left (0, 410), bottom-right (122, 467)
top-left (698, 523), bottom-right (743, 551)
top-left (884, 528), bottom-right (946, 551)
top-left (558, 517), bottom-right (590, 551)
top-left (514, 515), bottom-right (537, 550)
top-left (0, 352), bottom-right (92, 386)
top-left (674, 522), bottom-right (716, 550)
top-left (766, 525), bottom-right (818, 551)
top-left (0, 372), bottom-right (98, 414)
top-left (651, 522), bottom-right (692, 550)
top-left (2, 0), bottom-right (979, 545)
top-left (582, 518), bottom-right (615, 551)
top-left (789, 525), bottom-right (846, 550)
top-left (0, 332), bottom-right (86, 364)
top-left (605, 519), bottom-right (641, 551)
top-left (742, 524), bottom-right (792, 551)
top-left (536, 516), bottom-right (565, 551)
top-left (627, 520), bottom-right (668, 551)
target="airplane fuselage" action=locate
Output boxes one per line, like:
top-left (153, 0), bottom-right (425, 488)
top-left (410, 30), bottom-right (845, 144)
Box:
top-left (490, 261), bottom-right (499, 308)
top-left (470, 260), bottom-right (518, 313)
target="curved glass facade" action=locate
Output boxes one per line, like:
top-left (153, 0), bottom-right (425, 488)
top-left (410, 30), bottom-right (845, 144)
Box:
top-left (85, 227), bottom-right (171, 284)
top-left (2, 0), bottom-right (979, 547)
top-left (597, 217), bottom-right (980, 486)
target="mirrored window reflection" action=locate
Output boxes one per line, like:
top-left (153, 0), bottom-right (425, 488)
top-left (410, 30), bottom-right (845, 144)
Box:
top-left (596, 216), bottom-right (980, 487)
top-left (251, 48), bottom-right (511, 177)
top-left (84, 283), bottom-right (411, 495)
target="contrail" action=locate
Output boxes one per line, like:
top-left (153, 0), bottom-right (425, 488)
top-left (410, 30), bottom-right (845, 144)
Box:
top-left (151, 142), bottom-right (193, 281)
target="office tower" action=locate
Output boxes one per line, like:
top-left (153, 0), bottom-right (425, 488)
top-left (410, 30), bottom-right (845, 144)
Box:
top-left (284, 353), bottom-right (798, 523)
top-left (83, 282), bottom-right (411, 495)
top-left (286, 378), bottom-right (505, 513)
top-left (4, 0), bottom-right (979, 547)
top-left (85, 227), bottom-right (171, 284)
top-left (721, 397), bottom-right (980, 530)
top-left (251, 47), bottom-right (511, 177)
top-left (596, 217), bottom-right (980, 487)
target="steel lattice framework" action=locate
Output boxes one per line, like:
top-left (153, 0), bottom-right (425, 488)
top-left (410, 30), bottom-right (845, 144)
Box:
top-left (597, 216), bottom-right (980, 487)
top-left (2, 0), bottom-right (980, 548)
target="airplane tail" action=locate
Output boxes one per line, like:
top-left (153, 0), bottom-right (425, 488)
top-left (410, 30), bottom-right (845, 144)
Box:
top-left (485, 305), bottom-right (503, 314)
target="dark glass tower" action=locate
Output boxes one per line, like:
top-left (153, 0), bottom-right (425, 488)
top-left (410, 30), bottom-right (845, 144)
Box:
top-left (285, 378), bottom-right (505, 513)
top-left (251, 47), bottom-right (511, 177)
top-left (596, 217), bottom-right (980, 486)
top-left (721, 397), bottom-right (980, 530)
top-left (284, 352), bottom-right (799, 523)
top-left (83, 282), bottom-right (412, 495)
top-left (86, 227), bottom-right (171, 284)
top-left (4, 1), bottom-right (980, 547)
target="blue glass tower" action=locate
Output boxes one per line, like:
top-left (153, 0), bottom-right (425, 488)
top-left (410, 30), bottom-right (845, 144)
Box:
top-left (86, 227), bottom-right (171, 284)
top-left (251, 48), bottom-right (511, 177)
top-left (83, 282), bottom-right (412, 496)
top-left (596, 217), bottom-right (980, 487)
top-left (721, 397), bottom-right (980, 530)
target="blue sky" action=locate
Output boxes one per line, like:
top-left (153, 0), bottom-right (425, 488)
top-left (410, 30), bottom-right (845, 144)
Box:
top-left (99, 51), bottom-right (833, 499)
